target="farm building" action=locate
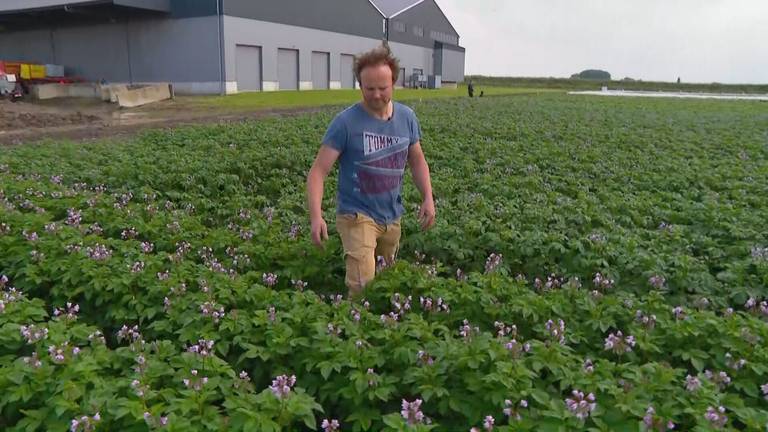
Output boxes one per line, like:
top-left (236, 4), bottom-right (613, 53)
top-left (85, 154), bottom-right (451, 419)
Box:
top-left (0, 0), bottom-right (465, 94)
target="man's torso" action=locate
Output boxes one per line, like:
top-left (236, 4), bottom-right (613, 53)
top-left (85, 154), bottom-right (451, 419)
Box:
top-left (322, 102), bottom-right (420, 224)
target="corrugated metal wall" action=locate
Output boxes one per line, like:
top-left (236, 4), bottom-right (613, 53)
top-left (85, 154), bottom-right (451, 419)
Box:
top-left (388, 0), bottom-right (459, 49)
top-left (440, 45), bottom-right (465, 83)
top-left (223, 0), bottom-right (384, 40)
top-left (0, 0), bottom-right (464, 93)
top-left (0, 15), bottom-right (221, 90)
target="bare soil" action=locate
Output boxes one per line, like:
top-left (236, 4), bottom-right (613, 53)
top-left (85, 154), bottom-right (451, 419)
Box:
top-left (0, 99), bottom-right (103, 129)
top-left (0, 97), bottom-right (325, 145)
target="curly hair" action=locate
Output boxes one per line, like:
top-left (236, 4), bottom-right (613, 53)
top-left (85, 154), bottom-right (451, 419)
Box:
top-left (354, 42), bottom-right (400, 85)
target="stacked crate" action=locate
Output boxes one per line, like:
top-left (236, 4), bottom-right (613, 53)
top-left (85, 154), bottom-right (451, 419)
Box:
top-left (0, 61), bottom-right (65, 80)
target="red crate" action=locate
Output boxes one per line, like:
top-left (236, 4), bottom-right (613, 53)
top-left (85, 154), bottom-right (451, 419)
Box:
top-left (2, 61), bottom-right (22, 77)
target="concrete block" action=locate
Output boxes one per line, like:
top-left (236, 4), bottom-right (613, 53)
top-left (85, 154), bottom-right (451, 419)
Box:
top-left (99, 84), bottom-right (129, 102)
top-left (225, 81), bottom-right (238, 95)
top-left (68, 84), bottom-right (100, 98)
top-left (99, 85), bottom-right (110, 102)
top-left (262, 81), bottom-right (279, 92)
top-left (29, 83), bottom-right (100, 100)
top-left (109, 86), bottom-right (127, 103)
top-left (116, 84), bottom-right (173, 108)
top-left (30, 83), bottom-right (68, 100)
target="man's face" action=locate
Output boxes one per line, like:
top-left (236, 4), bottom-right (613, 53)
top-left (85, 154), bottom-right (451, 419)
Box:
top-left (360, 64), bottom-right (394, 111)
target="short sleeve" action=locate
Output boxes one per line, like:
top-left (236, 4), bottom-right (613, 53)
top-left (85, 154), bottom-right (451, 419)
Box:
top-left (322, 114), bottom-right (348, 152)
top-left (409, 110), bottom-right (422, 146)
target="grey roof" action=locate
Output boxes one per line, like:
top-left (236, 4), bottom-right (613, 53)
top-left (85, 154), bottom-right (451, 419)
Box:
top-left (0, 0), bottom-right (169, 14)
top-left (368, 0), bottom-right (424, 17)
top-left (0, 0), bottom-right (101, 13)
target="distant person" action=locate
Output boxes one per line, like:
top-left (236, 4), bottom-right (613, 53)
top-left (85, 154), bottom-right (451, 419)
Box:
top-left (479, 90), bottom-right (484, 97)
top-left (467, 80), bottom-right (474, 97)
top-left (306, 43), bottom-right (435, 298)
top-left (677, 77), bottom-right (681, 84)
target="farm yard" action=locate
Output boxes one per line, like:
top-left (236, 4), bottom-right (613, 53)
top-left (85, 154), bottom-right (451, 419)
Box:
top-left (1, 92), bottom-right (768, 431)
top-left (0, 87), bottom-right (542, 145)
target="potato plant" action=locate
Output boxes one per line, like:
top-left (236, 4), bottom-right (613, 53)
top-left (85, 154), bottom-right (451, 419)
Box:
top-left (1, 94), bottom-right (767, 431)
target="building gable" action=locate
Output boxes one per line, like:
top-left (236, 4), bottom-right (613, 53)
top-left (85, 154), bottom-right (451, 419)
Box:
top-left (387, 0), bottom-right (459, 49)
top-left (223, 0), bottom-right (385, 40)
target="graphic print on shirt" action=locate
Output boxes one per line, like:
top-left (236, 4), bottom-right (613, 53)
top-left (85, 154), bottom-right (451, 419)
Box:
top-left (356, 131), bottom-right (410, 194)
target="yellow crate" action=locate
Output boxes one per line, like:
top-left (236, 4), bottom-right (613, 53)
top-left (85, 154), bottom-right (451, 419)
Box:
top-left (20, 64), bottom-right (31, 79)
top-left (30, 64), bottom-right (46, 79)
top-left (18, 64), bottom-right (46, 79)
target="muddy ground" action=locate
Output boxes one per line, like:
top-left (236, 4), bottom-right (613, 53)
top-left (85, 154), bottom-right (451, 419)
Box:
top-left (0, 97), bottom-right (324, 145)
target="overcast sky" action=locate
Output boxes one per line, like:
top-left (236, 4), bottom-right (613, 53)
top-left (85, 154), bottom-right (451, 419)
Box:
top-left (437, 0), bottom-right (768, 84)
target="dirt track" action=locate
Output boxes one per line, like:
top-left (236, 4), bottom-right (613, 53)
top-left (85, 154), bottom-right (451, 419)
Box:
top-left (0, 98), bottom-right (325, 145)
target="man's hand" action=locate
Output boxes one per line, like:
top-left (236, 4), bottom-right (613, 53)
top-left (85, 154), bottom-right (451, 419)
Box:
top-left (311, 217), bottom-right (329, 248)
top-left (307, 145), bottom-right (340, 249)
top-left (407, 142), bottom-right (435, 231)
top-left (418, 198), bottom-right (436, 230)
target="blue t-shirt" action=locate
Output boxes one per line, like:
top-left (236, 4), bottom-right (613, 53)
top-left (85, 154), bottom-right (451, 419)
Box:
top-left (322, 102), bottom-right (421, 224)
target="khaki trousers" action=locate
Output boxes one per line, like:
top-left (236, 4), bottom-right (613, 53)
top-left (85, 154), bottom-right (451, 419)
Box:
top-left (336, 212), bottom-right (401, 297)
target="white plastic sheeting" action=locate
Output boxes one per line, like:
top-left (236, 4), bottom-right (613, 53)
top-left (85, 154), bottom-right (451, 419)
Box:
top-left (569, 89), bottom-right (768, 101)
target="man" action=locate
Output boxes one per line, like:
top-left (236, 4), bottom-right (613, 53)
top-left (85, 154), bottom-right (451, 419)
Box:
top-left (306, 43), bottom-right (435, 297)
top-left (467, 80), bottom-right (474, 97)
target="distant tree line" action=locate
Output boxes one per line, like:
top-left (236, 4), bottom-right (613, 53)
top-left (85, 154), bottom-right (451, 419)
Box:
top-left (464, 75), bottom-right (768, 94)
top-left (570, 69), bottom-right (611, 80)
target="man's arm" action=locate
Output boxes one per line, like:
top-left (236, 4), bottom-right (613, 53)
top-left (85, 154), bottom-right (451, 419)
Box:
top-left (407, 141), bottom-right (435, 230)
top-left (307, 145), bottom-right (341, 247)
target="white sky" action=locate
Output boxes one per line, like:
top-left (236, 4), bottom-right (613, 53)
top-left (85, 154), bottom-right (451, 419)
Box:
top-left (437, 0), bottom-right (768, 84)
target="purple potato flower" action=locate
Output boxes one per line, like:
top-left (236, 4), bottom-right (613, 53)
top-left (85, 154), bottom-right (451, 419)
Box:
top-left (565, 390), bottom-right (596, 420)
top-left (321, 419), bottom-right (340, 432)
top-left (401, 398), bottom-right (425, 425)
top-left (704, 406), bottom-right (727, 429)
top-left (685, 374), bottom-right (701, 391)
top-left (604, 331), bottom-right (636, 354)
top-left (484, 253), bottom-right (502, 273)
top-left (269, 374), bottom-right (296, 399)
